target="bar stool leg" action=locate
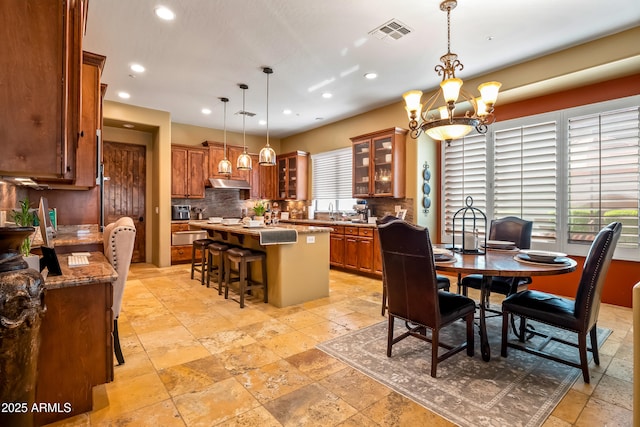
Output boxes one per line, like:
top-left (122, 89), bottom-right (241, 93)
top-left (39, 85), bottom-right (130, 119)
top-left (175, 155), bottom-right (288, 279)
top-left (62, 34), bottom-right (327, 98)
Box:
top-left (190, 244), bottom-right (197, 280)
top-left (261, 258), bottom-right (268, 303)
top-left (223, 253), bottom-right (230, 300)
top-left (239, 258), bottom-right (247, 308)
top-left (200, 245), bottom-right (207, 285)
top-left (218, 253), bottom-right (225, 295)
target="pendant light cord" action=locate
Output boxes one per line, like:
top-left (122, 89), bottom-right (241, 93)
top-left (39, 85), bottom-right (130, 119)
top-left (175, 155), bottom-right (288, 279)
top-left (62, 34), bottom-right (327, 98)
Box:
top-left (266, 71), bottom-right (270, 147)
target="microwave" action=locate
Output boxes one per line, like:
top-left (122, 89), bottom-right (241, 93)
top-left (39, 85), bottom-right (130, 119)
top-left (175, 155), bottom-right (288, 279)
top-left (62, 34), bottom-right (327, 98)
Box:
top-left (171, 205), bottom-right (191, 220)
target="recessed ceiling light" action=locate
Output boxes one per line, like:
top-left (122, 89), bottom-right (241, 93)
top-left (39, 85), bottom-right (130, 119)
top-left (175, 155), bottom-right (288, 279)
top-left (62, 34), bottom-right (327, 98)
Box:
top-left (283, 109), bottom-right (292, 115)
top-left (154, 6), bottom-right (175, 20)
top-left (118, 91), bottom-right (131, 99)
top-left (201, 108), bottom-right (211, 115)
top-left (322, 92), bottom-right (333, 99)
top-left (364, 72), bottom-right (378, 80)
top-left (123, 124), bottom-right (135, 129)
top-left (130, 63), bottom-right (145, 73)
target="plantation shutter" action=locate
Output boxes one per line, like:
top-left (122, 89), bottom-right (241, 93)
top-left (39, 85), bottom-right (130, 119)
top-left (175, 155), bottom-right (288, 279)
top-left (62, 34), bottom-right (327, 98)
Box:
top-left (443, 133), bottom-right (487, 235)
top-left (494, 121), bottom-right (558, 242)
top-left (567, 106), bottom-right (640, 248)
top-left (312, 147), bottom-right (352, 200)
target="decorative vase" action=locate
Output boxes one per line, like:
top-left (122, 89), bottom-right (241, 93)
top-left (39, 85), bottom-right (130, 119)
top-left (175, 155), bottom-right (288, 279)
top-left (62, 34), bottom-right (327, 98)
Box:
top-left (254, 215), bottom-right (264, 222)
top-left (0, 227), bottom-right (46, 427)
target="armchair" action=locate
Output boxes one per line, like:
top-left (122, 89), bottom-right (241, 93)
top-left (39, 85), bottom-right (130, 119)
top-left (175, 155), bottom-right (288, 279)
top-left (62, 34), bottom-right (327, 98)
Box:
top-left (103, 217), bottom-right (136, 365)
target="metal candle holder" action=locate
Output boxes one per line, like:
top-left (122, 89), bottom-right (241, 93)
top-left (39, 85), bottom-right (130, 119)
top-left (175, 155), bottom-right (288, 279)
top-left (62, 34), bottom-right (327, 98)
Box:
top-left (452, 196), bottom-right (486, 254)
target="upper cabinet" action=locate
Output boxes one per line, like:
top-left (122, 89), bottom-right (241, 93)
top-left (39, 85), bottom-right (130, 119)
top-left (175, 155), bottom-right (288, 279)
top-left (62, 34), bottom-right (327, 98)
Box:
top-left (171, 145), bottom-right (209, 199)
top-left (351, 128), bottom-right (407, 198)
top-left (202, 141), bottom-right (250, 182)
top-left (0, 0), bottom-right (86, 181)
top-left (277, 151), bottom-right (309, 201)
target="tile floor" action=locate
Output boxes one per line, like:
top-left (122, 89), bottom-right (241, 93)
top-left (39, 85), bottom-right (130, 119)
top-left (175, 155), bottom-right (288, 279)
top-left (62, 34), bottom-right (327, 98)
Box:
top-left (46, 263), bottom-right (633, 427)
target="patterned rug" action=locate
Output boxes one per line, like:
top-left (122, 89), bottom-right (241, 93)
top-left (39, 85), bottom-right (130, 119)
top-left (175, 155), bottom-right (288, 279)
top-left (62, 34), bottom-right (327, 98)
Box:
top-left (317, 316), bottom-right (610, 427)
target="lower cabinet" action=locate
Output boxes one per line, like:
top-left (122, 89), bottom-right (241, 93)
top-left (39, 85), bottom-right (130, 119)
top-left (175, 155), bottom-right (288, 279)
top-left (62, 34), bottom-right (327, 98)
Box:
top-left (330, 225), bottom-right (380, 276)
top-left (171, 223), bottom-right (193, 264)
top-left (329, 226), bottom-right (345, 266)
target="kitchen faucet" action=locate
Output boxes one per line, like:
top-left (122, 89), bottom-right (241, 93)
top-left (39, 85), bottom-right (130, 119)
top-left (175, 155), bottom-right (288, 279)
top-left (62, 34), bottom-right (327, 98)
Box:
top-left (328, 202), bottom-right (334, 220)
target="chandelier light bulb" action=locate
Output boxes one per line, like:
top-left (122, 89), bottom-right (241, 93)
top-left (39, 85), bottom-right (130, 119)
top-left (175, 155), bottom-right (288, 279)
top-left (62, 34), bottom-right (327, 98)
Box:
top-left (440, 78), bottom-right (463, 104)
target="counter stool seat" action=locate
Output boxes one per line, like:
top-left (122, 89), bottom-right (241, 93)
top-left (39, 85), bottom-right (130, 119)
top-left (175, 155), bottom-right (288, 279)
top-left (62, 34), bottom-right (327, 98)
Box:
top-left (191, 238), bottom-right (214, 285)
top-left (224, 248), bottom-right (268, 308)
top-left (206, 241), bottom-right (230, 293)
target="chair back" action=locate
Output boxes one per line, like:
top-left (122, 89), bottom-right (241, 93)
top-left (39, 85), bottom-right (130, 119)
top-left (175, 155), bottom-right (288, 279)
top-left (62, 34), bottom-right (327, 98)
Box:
top-left (103, 217), bottom-right (136, 317)
top-left (574, 222), bottom-right (621, 328)
top-left (489, 216), bottom-right (533, 249)
top-left (376, 214), bottom-right (400, 226)
top-left (378, 220), bottom-right (440, 328)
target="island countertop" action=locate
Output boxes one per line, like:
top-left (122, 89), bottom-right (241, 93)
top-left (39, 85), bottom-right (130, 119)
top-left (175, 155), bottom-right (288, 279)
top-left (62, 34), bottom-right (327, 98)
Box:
top-left (188, 220), bottom-right (333, 236)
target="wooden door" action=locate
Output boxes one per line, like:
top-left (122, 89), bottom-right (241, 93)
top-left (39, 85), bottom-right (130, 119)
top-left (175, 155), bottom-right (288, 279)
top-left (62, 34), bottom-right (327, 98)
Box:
top-left (103, 141), bottom-right (146, 262)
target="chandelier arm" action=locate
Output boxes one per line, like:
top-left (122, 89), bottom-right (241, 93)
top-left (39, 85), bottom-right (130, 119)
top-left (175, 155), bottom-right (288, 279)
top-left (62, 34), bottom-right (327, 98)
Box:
top-left (420, 89), bottom-right (444, 122)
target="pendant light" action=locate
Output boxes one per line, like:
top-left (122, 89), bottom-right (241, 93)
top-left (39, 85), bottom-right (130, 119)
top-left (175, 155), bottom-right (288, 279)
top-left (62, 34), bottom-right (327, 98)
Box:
top-left (258, 67), bottom-right (276, 166)
top-left (217, 97), bottom-right (233, 175)
top-left (236, 83), bottom-right (252, 171)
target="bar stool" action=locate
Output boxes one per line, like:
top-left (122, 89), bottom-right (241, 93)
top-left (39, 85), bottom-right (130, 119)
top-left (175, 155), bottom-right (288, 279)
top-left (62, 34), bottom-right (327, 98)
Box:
top-left (191, 238), bottom-right (214, 285)
top-left (206, 241), bottom-right (230, 294)
top-left (224, 248), bottom-right (268, 308)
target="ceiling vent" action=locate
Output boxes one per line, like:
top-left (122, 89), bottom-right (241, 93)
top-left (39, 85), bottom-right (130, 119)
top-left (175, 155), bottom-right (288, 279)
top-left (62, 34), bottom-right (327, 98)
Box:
top-left (235, 110), bottom-right (256, 117)
top-left (369, 19), bottom-right (412, 41)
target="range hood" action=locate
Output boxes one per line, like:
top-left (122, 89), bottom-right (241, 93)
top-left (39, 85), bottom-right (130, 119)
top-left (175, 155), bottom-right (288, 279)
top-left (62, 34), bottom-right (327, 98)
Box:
top-left (208, 178), bottom-right (250, 190)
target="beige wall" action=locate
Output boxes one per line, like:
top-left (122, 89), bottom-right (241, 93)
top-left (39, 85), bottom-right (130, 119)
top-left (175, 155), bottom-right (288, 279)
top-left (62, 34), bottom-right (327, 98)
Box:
top-left (101, 27), bottom-right (640, 266)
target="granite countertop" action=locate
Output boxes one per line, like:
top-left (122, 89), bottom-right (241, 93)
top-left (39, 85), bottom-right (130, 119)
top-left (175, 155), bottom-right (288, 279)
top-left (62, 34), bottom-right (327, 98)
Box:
top-left (281, 218), bottom-right (377, 228)
top-left (44, 251), bottom-right (117, 290)
top-left (189, 220), bottom-right (332, 235)
top-left (33, 224), bottom-right (103, 247)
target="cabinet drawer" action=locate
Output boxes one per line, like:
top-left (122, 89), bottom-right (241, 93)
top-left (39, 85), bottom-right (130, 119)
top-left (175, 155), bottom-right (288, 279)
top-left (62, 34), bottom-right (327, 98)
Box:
top-left (171, 245), bottom-right (193, 264)
top-left (358, 227), bottom-right (374, 237)
top-left (330, 225), bottom-right (345, 235)
top-left (171, 223), bottom-right (190, 232)
top-left (344, 226), bottom-right (359, 235)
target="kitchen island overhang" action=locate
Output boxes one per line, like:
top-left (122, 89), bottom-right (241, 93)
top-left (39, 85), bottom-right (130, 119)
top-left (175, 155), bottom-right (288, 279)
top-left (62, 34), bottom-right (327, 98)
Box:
top-left (189, 221), bottom-right (331, 307)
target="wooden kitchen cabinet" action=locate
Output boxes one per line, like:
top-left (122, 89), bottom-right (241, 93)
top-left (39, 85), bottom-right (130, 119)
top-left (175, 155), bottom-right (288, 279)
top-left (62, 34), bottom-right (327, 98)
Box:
top-left (171, 145), bottom-right (209, 198)
top-left (0, 0), bottom-right (86, 181)
top-left (75, 51), bottom-right (107, 187)
top-left (171, 223), bottom-right (192, 264)
top-left (343, 226), bottom-right (374, 273)
top-left (329, 225), bottom-right (346, 267)
top-left (351, 127), bottom-right (407, 198)
top-left (373, 231), bottom-right (383, 275)
top-left (277, 151), bottom-right (309, 200)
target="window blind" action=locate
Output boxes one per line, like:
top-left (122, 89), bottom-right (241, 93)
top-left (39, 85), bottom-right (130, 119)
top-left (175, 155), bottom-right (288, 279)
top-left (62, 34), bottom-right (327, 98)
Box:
top-left (312, 147), bottom-right (352, 200)
top-left (567, 106), bottom-right (640, 248)
top-left (443, 133), bottom-right (487, 236)
top-left (494, 121), bottom-right (558, 242)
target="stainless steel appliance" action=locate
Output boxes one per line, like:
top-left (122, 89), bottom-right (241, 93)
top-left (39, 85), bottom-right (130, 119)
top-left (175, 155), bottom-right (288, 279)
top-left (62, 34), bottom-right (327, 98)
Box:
top-left (171, 205), bottom-right (191, 220)
top-left (171, 229), bottom-right (208, 245)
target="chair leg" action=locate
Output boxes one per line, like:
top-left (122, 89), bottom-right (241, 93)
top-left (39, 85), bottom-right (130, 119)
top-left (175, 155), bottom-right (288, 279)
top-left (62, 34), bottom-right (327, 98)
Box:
top-left (590, 325), bottom-right (600, 365)
top-left (501, 310), bottom-right (509, 357)
top-left (578, 332), bottom-right (590, 383)
top-left (466, 312), bottom-right (474, 356)
top-left (223, 255), bottom-right (230, 300)
top-left (381, 283), bottom-right (387, 316)
top-left (387, 315), bottom-right (395, 357)
top-left (114, 318), bottom-right (124, 365)
top-left (431, 329), bottom-right (439, 378)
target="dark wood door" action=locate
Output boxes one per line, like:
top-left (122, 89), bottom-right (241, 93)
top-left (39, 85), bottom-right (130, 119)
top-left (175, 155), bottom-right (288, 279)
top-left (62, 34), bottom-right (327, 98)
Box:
top-left (103, 141), bottom-right (146, 262)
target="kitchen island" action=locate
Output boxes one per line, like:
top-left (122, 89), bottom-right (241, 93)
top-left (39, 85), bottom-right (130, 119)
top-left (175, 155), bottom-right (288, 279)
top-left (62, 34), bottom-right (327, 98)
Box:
top-left (189, 221), bottom-right (331, 307)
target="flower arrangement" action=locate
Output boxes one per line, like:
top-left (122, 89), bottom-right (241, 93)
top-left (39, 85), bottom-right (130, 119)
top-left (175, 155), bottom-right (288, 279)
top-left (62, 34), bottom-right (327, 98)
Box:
top-left (252, 201), bottom-right (266, 217)
top-left (11, 197), bottom-right (36, 256)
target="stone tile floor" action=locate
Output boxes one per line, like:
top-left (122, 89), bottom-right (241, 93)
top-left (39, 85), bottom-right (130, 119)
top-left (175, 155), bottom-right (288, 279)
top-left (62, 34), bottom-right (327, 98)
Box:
top-left (46, 263), bottom-right (633, 426)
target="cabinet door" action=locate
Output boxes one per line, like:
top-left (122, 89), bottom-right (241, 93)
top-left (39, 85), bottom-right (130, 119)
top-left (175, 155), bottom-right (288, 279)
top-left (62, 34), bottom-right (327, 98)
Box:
top-left (0, 0), bottom-right (82, 179)
top-left (372, 135), bottom-right (393, 196)
top-left (277, 158), bottom-right (287, 199)
top-left (259, 164), bottom-right (278, 200)
top-left (187, 149), bottom-right (207, 198)
top-left (287, 156), bottom-right (298, 199)
top-left (207, 144), bottom-right (229, 179)
top-left (330, 233), bottom-right (345, 267)
top-left (373, 232), bottom-right (383, 275)
top-left (352, 139), bottom-right (372, 197)
top-left (250, 154), bottom-right (260, 199)
top-left (228, 146), bottom-right (251, 181)
top-left (344, 236), bottom-right (359, 269)
top-left (357, 237), bottom-right (374, 272)
top-left (171, 147), bottom-right (189, 198)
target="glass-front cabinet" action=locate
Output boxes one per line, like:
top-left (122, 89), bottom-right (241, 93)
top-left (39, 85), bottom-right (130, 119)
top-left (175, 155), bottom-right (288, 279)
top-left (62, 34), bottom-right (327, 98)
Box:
top-left (351, 128), bottom-right (407, 198)
top-left (277, 151), bottom-right (309, 200)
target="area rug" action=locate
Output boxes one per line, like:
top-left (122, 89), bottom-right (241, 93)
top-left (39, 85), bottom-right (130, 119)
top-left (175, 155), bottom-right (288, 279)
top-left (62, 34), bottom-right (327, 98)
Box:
top-left (317, 316), bottom-right (610, 427)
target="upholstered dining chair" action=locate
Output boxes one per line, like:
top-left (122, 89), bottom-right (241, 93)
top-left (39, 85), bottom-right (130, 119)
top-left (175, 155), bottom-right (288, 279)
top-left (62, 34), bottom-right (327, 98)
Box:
top-left (378, 220), bottom-right (476, 377)
top-left (501, 222), bottom-right (621, 383)
top-left (460, 216), bottom-right (533, 302)
top-left (377, 215), bottom-right (451, 316)
top-left (103, 217), bottom-right (136, 365)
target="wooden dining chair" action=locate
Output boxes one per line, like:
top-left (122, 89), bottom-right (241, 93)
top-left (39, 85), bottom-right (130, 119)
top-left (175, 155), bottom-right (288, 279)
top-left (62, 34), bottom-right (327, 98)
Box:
top-left (377, 215), bottom-right (451, 316)
top-left (378, 220), bottom-right (476, 377)
top-left (501, 222), bottom-right (622, 383)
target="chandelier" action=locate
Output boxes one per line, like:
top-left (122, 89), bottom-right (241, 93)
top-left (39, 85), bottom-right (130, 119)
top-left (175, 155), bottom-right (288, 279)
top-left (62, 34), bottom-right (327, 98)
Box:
top-left (258, 67), bottom-right (276, 165)
top-left (236, 83), bottom-right (252, 170)
top-left (217, 97), bottom-right (233, 175)
top-left (403, 0), bottom-right (501, 144)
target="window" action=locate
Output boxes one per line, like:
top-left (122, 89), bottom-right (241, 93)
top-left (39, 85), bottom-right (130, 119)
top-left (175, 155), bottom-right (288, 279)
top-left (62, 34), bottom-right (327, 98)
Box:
top-left (494, 120), bottom-right (558, 241)
top-left (312, 148), bottom-right (356, 211)
top-left (567, 106), bottom-right (639, 252)
top-left (442, 96), bottom-right (640, 260)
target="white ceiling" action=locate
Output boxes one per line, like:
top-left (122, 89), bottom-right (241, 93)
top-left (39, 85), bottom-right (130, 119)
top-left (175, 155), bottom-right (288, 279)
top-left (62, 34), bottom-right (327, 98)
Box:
top-left (83, 0), bottom-right (640, 138)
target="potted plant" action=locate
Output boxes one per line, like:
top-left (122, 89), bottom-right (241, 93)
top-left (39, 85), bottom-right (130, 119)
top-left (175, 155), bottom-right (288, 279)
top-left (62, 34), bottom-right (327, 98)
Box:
top-left (252, 201), bottom-right (266, 221)
top-left (11, 197), bottom-right (39, 270)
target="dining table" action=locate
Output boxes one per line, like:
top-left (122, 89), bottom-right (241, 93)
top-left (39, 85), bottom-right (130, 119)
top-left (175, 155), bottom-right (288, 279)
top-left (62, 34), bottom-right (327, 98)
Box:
top-left (434, 247), bottom-right (578, 361)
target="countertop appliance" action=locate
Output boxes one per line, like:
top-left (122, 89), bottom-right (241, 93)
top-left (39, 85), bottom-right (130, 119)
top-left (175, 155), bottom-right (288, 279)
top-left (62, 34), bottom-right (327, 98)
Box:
top-left (171, 204), bottom-right (191, 220)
